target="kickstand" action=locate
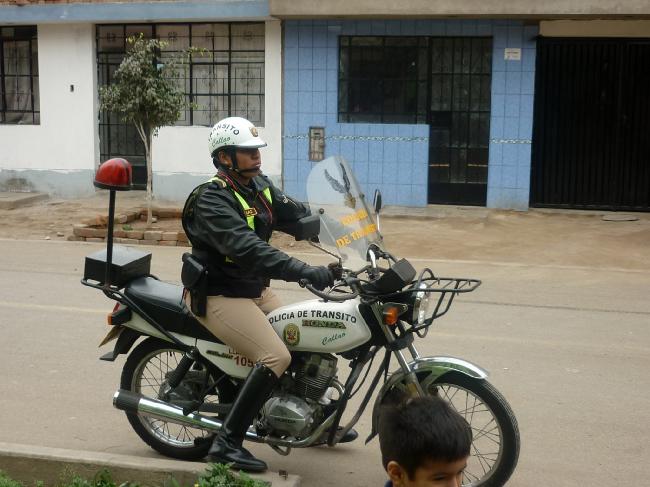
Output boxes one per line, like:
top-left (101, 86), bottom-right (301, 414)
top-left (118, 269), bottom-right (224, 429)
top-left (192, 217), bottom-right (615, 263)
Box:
top-left (270, 444), bottom-right (291, 456)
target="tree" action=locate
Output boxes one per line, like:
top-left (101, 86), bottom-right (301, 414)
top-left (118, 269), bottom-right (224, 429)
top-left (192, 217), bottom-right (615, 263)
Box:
top-left (99, 35), bottom-right (190, 225)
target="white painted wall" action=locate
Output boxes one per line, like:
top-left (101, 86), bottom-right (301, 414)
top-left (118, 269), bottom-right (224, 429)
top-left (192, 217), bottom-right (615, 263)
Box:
top-left (153, 19), bottom-right (283, 180)
top-left (0, 20), bottom-right (283, 197)
top-left (0, 23), bottom-right (97, 172)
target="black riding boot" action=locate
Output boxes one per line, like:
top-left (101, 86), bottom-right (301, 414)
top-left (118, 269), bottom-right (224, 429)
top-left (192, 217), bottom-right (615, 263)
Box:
top-left (207, 363), bottom-right (278, 472)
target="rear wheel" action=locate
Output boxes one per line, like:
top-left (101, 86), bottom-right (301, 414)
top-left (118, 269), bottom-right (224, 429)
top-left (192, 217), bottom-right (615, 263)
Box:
top-left (120, 337), bottom-right (234, 460)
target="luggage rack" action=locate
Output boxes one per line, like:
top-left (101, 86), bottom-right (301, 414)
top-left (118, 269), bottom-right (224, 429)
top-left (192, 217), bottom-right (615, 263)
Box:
top-left (405, 275), bottom-right (482, 334)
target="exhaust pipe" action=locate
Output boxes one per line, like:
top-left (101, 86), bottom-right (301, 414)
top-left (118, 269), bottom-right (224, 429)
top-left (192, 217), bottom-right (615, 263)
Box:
top-left (113, 389), bottom-right (338, 447)
top-left (113, 389), bottom-right (224, 434)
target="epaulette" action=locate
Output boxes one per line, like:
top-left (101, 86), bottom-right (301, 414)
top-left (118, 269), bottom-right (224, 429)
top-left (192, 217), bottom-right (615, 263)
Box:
top-left (207, 175), bottom-right (227, 189)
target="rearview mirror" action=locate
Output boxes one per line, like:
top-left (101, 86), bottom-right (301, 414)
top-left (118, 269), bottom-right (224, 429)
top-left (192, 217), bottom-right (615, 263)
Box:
top-left (294, 214), bottom-right (321, 241)
top-left (373, 189), bottom-right (383, 213)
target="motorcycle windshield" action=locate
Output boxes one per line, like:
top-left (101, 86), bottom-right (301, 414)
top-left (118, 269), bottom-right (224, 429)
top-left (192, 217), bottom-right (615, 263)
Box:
top-left (306, 156), bottom-right (384, 267)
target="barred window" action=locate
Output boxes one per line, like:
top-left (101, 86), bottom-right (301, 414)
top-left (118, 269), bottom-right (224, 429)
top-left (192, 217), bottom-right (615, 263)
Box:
top-left (96, 23), bottom-right (265, 126)
top-left (0, 26), bottom-right (39, 125)
top-left (338, 36), bottom-right (427, 124)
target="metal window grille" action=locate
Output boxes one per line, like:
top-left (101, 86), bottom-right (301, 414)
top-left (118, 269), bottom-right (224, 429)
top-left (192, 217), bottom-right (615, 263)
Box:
top-left (338, 36), bottom-right (428, 124)
top-left (339, 35), bottom-right (493, 205)
top-left (96, 22), bottom-right (264, 188)
top-left (0, 26), bottom-right (39, 125)
top-left (96, 23), bottom-right (265, 126)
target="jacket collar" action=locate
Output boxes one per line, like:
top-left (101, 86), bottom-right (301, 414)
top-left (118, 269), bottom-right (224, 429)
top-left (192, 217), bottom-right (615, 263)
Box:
top-left (217, 170), bottom-right (270, 196)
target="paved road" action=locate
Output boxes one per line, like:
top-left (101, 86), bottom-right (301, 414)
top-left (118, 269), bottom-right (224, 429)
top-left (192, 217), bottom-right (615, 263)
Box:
top-left (1, 239), bottom-right (649, 486)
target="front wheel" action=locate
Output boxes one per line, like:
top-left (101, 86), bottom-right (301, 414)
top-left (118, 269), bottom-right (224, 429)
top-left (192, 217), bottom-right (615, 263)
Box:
top-left (425, 372), bottom-right (520, 487)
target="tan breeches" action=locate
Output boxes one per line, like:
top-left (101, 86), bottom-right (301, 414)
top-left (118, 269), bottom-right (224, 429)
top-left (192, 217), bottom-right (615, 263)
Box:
top-left (186, 288), bottom-right (290, 377)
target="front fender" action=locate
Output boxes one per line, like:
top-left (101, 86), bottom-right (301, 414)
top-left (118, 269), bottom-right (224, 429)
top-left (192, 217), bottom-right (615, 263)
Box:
top-left (365, 356), bottom-right (488, 444)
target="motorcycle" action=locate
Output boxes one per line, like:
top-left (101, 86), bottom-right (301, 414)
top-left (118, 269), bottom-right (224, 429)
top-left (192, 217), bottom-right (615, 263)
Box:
top-left (82, 156), bottom-right (520, 486)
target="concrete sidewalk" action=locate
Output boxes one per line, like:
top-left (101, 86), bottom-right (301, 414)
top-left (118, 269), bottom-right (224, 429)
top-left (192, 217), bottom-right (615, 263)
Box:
top-left (0, 442), bottom-right (300, 487)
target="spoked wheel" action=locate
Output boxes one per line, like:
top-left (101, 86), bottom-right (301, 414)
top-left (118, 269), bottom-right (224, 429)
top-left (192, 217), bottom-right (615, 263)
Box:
top-left (120, 337), bottom-right (234, 460)
top-left (424, 372), bottom-right (520, 487)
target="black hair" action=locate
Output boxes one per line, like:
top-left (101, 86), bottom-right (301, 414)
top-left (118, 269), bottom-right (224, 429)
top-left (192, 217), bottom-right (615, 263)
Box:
top-left (211, 146), bottom-right (237, 171)
top-left (378, 395), bottom-right (472, 479)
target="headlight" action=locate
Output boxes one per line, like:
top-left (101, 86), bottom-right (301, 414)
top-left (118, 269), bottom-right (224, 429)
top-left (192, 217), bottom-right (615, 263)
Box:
top-left (412, 284), bottom-right (431, 324)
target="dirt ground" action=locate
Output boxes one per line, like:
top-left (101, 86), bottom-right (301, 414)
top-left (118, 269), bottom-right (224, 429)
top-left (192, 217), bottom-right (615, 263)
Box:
top-left (1, 191), bottom-right (649, 271)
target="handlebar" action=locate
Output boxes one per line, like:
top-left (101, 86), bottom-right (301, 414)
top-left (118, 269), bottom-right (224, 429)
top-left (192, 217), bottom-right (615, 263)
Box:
top-left (299, 278), bottom-right (359, 302)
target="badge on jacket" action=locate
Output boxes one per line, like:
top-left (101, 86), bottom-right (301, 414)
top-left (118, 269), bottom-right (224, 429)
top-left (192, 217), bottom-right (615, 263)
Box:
top-left (244, 208), bottom-right (257, 217)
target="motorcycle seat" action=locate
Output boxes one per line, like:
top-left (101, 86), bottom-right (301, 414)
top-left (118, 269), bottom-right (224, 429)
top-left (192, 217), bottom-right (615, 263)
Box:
top-left (124, 276), bottom-right (222, 343)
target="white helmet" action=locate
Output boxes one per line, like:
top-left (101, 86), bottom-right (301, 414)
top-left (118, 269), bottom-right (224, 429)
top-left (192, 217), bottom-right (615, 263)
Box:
top-left (208, 116), bottom-right (266, 157)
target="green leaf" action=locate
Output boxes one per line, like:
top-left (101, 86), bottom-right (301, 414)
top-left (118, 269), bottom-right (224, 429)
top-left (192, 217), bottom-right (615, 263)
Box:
top-left (197, 463), bottom-right (270, 487)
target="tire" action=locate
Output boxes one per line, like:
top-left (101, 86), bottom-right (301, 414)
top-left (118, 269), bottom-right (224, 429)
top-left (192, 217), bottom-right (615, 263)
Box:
top-left (425, 372), bottom-right (520, 487)
top-left (120, 337), bottom-right (233, 460)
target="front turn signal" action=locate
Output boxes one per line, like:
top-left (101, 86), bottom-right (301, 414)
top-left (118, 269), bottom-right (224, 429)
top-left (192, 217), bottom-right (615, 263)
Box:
top-left (382, 303), bottom-right (408, 325)
top-left (382, 306), bottom-right (400, 325)
top-left (382, 303), bottom-right (408, 326)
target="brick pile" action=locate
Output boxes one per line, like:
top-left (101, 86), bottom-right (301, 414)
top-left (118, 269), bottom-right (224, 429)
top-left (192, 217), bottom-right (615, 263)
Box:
top-left (68, 207), bottom-right (190, 247)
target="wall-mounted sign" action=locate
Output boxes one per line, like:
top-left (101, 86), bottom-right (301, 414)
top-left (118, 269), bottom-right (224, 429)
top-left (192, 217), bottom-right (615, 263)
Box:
top-left (309, 126), bottom-right (325, 161)
top-left (504, 48), bottom-right (522, 61)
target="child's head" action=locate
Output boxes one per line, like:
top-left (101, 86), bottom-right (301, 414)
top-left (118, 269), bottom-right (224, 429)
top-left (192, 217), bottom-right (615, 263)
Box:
top-left (378, 395), bottom-right (472, 487)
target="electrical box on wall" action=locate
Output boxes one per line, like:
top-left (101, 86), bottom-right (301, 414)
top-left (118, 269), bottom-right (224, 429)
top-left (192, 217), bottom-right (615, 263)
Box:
top-left (309, 127), bottom-right (325, 161)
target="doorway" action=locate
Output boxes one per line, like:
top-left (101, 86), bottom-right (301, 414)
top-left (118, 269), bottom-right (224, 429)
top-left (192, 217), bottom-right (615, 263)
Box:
top-left (427, 37), bottom-right (492, 205)
top-left (531, 38), bottom-right (650, 210)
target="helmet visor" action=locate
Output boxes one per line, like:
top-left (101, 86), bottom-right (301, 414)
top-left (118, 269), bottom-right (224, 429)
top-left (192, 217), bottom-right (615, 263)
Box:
top-left (234, 137), bottom-right (267, 149)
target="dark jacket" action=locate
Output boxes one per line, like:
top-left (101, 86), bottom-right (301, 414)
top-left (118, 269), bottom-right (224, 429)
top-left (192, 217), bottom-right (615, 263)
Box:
top-left (182, 171), bottom-right (310, 298)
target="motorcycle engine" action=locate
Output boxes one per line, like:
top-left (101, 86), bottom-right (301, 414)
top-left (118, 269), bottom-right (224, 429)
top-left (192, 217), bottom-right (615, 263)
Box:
top-left (260, 353), bottom-right (338, 438)
top-left (294, 353), bottom-right (338, 401)
top-left (262, 394), bottom-right (316, 438)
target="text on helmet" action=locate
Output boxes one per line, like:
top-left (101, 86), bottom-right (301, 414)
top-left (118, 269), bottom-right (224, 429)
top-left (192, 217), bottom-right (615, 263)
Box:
top-left (214, 123), bottom-right (240, 135)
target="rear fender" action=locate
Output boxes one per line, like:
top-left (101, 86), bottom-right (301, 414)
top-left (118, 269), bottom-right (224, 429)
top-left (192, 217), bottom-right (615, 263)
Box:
top-left (99, 327), bottom-right (141, 362)
top-left (365, 356), bottom-right (488, 443)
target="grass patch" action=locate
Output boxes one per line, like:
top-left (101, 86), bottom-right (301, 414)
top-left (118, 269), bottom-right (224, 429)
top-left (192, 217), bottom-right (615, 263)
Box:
top-left (197, 464), bottom-right (269, 487)
top-left (0, 465), bottom-right (269, 487)
top-left (0, 470), bottom-right (25, 487)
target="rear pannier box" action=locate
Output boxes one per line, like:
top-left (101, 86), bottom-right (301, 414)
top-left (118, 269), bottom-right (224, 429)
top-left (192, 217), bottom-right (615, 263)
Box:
top-left (84, 246), bottom-right (152, 287)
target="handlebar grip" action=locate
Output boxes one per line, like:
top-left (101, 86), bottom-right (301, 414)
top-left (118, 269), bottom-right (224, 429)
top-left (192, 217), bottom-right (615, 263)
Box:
top-left (328, 262), bottom-right (343, 280)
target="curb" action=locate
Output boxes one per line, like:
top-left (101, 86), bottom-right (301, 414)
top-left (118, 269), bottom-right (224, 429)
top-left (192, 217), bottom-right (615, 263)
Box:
top-left (0, 442), bottom-right (300, 487)
top-left (0, 192), bottom-right (48, 210)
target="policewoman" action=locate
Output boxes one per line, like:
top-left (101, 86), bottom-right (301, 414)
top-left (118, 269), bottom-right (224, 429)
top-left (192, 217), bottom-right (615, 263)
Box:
top-left (181, 116), bottom-right (334, 472)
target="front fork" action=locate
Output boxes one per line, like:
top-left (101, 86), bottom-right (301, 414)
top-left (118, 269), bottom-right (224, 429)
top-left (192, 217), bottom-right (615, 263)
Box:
top-left (373, 303), bottom-right (427, 396)
top-left (364, 307), bottom-right (489, 443)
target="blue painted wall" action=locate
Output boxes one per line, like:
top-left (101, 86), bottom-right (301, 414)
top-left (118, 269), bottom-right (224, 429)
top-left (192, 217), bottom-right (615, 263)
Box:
top-left (487, 23), bottom-right (538, 210)
top-left (282, 20), bottom-right (538, 209)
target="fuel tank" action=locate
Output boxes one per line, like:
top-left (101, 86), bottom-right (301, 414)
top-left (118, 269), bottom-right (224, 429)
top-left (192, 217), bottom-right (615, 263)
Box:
top-left (267, 298), bottom-right (372, 353)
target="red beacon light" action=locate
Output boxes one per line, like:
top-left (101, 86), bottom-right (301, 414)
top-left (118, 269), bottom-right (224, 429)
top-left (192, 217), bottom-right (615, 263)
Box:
top-left (94, 158), bottom-right (133, 191)
top-left (92, 158), bottom-right (133, 287)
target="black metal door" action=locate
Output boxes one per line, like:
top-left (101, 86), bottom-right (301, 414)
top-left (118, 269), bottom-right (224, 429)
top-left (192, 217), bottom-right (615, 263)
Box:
top-left (531, 38), bottom-right (650, 211)
top-left (428, 37), bottom-right (492, 205)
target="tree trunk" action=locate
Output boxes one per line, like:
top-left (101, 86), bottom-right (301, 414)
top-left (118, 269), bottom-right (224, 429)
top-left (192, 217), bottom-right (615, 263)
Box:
top-left (134, 122), bottom-right (154, 226)
top-left (145, 131), bottom-right (154, 227)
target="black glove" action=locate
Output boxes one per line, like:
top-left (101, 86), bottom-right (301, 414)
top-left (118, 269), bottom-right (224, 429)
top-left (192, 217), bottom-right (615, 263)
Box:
top-left (301, 265), bottom-right (334, 291)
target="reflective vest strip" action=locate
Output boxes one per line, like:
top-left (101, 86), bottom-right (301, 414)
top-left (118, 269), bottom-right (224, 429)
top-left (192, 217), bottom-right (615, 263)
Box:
top-left (207, 177), bottom-right (273, 231)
